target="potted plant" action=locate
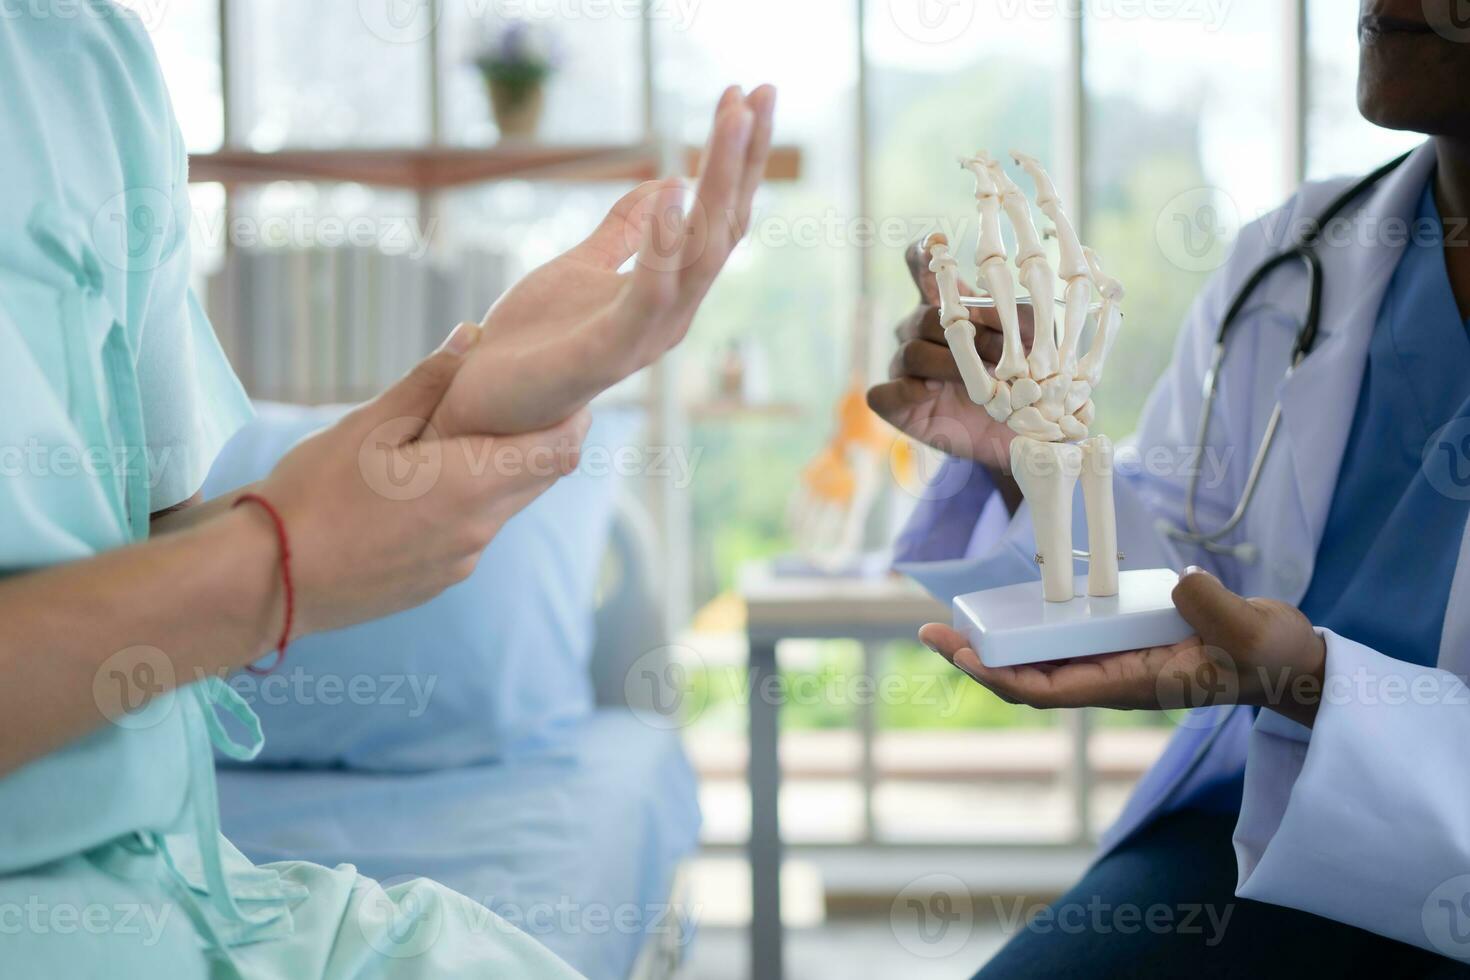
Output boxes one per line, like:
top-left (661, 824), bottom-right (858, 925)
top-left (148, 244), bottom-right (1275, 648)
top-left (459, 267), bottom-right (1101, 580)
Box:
top-left (472, 22), bottom-right (558, 140)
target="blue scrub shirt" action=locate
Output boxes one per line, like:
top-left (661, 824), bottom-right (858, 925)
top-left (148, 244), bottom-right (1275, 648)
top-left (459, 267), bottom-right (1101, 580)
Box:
top-left (1297, 179), bottom-right (1470, 662)
top-left (1189, 176), bottom-right (1470, 815)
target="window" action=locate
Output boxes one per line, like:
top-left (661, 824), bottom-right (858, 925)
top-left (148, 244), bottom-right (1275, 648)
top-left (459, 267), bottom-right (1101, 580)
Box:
top-left (865, 3), bottom-right (1070, 385)
top-left (144, 0), bottom-right (223, 153)
top-left (230, 0), bottom-right (430, 149)
top-left (654, 0), bottom-right (861, 610)
top-left (1085, 0), bottom-right (1287, 437)
top-left (141, 0), bottom-right (1403, 847)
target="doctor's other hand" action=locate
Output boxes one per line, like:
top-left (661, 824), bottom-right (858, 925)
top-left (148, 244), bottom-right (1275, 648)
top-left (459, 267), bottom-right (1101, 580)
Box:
top-left (918, 568), bottom-right (1329, 728)
top-left (432, 84), bottom-right (777, 439)
top-left (251, 325), bottom-right (589, 641)
top-left (866, 237), bottom-right (1035, 475)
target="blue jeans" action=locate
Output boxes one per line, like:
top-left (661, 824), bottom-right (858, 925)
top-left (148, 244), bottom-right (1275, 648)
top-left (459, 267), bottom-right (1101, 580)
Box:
top-left (975, 808), bottom-right (1470, 979)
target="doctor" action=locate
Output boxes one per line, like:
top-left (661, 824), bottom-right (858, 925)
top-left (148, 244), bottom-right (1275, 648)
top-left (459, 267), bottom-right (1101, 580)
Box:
top-left (870, 1), bottom-right (1470, 975)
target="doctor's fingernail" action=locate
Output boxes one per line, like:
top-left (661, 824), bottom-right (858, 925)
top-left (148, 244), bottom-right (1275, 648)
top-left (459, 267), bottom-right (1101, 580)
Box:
top-left (954, 648), bottom-right (984, 678)
top-left (440, 322), bottom-right (477, 355)
top-left (1183, 565), bottom-right (1204, 577)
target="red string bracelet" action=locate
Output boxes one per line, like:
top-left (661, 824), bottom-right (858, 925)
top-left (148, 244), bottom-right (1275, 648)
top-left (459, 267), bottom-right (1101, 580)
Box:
top-left (232, 492), bottom-right (294, 675)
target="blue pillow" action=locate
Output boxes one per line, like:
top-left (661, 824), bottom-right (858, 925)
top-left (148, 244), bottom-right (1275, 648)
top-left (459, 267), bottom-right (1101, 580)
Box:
top-left (201, 401), bottom-right (636, 770)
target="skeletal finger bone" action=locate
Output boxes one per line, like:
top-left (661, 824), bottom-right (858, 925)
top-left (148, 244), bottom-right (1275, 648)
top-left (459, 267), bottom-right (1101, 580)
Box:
top-left (961, 154), bottom-right (1029, 381)
top-left (1077, 247), bottom-right (1125, 388)
top-left (983, 155), bottom-right (1059, 381)
top-left (928, 233), bottom-right (1001, 408)
top-left (924, 232), bottom-right (970, 328)
top-left (1012, 151), bottom-right (1091, 378)
top-left (1011, 151), bottom-right (1088, 281)
top-left (930, 150), bottom-right (1122, 456)
top-left (1056, 278), bottom-right (1091, 378)
top-left (1011, 436), bottom-right (1083, 602)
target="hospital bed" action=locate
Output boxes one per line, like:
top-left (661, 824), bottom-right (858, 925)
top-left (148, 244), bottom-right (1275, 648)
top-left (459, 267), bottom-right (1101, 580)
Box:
top-left (215, 492), bottom-right (700, 980)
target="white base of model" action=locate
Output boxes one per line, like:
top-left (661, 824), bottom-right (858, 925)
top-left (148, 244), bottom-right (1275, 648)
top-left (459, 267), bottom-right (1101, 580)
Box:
top-left (953, 569), bottom-right (1192, 668)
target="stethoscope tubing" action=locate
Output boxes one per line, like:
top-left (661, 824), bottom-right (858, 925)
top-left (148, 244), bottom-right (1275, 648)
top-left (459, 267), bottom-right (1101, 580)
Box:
top-left (1159, 149), bottom-right (1416, 561)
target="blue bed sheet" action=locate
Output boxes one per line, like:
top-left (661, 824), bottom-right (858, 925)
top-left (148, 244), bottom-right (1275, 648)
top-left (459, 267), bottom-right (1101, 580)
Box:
top-left (216, 710), bottom-right (701, 980)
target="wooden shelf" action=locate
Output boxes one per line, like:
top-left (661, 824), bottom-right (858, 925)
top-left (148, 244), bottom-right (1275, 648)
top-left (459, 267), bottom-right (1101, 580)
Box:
top-left (687, 399), bottom-right (804, 422)
top-left (188, 143), bottom-right (802, 189)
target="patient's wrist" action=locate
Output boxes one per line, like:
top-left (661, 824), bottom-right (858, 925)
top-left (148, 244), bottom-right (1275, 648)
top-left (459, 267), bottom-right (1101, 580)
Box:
top-left (211, 505), bottom-right (289, 667)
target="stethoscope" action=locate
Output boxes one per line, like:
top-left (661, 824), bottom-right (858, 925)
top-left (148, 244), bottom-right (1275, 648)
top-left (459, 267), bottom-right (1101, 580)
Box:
top-left (1160, 150), bottom-right (1415, 563)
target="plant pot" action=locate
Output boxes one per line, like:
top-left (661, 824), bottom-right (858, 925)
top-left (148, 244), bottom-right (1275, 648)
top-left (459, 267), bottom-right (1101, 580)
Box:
top-left (487, 81), bottom-right (545, 140)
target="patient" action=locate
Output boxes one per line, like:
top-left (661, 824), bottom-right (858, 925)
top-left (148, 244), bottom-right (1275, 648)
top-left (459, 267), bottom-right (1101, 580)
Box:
top-left (0, 6), bottom-right (773, 978)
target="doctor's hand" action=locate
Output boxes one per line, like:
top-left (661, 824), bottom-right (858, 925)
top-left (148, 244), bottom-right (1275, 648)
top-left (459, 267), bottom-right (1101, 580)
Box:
top-left (432, 84), bottom-right (776, 439)
top-left (251, 326), bottom-right (588, 641)
top-left (918, 568), bottom-right (1329, 728)
top-left (867, 238), bottom-right (1035, 476)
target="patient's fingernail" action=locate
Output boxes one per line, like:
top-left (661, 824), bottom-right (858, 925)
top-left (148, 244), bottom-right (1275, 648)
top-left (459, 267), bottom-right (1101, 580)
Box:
top-left (440, 322), bottom-right (476, 355)
top-left (1184, 565), bottom-right (1203, 577)
top-left (925, 379), bottom-right (943, 392)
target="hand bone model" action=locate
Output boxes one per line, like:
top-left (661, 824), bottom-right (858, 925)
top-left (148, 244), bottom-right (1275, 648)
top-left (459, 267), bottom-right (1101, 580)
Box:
top-left (931, 151), bottom-right (1125, 602)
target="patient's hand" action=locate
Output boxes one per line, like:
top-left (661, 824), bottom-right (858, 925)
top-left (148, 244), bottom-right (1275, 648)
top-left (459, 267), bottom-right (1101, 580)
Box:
top-left (433, 85), bottom-right (776, 438)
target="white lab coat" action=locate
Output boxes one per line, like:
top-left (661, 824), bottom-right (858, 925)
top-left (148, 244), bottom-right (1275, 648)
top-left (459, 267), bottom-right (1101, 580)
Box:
top-left (899, 141), bottom-right (1470, 958)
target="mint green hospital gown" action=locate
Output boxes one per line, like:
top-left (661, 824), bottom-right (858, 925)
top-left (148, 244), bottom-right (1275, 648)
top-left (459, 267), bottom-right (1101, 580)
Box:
top-left (0, 9), bottom-right (581, 979)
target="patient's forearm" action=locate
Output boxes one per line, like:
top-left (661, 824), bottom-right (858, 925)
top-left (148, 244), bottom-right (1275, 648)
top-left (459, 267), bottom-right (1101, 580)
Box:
top-left (149, 484), bottom-right (262, 535)
top-left (0, 508), bottom-right (279, 777)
